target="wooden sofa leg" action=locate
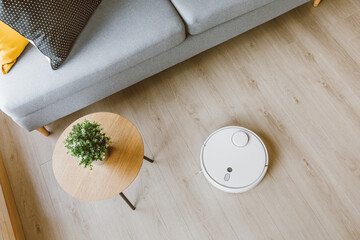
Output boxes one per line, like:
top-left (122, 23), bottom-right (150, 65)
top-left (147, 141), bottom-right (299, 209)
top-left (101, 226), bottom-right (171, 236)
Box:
top-left (37, 126), bottom-right (50, 136)
top-left (313, 0), bottom-right (321, 7)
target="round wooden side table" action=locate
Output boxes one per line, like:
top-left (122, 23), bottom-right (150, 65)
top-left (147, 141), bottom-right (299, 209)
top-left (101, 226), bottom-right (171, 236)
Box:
top-left (52, 112), bottom-right (153, 210)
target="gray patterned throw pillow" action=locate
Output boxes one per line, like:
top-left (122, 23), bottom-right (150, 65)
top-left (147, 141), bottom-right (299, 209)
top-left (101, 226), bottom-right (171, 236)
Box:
top-left (0, 0), bottom-right (102, 70)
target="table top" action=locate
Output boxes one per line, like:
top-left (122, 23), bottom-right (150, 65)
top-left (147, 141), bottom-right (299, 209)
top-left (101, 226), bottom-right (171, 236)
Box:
top-left (52, 112), bottom-right (144, 201)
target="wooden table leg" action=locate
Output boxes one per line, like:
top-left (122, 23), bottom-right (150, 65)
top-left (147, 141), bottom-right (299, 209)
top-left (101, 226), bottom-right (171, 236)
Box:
top-left (143, 155), bottom-right (154, 163)
top-left (36, 126), bottom-right (50, 136)
top-left (119, 192), bottom-right (136, 210)
top-left (0, 153), bottom-right (26, 240)
top-left (313, 0), bottom-right (321, 7)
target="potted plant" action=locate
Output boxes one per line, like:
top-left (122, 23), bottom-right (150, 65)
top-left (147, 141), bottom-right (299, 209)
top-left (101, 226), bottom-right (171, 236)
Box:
top-left (64, 119), bottom-right (111, 170)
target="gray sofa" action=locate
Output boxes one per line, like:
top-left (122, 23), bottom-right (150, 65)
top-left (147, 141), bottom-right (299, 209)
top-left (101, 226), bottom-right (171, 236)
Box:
top-left (0, 0), bottom-right (309, 132)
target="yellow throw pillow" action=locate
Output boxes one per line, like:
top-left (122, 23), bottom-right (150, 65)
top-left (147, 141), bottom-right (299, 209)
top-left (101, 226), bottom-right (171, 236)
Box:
top-left (0, 20), bottom-right (28, 74)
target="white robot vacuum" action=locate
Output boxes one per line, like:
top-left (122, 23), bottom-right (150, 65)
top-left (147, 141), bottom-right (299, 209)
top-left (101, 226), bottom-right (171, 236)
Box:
top-left (200, 126), bottom-right (268, 193)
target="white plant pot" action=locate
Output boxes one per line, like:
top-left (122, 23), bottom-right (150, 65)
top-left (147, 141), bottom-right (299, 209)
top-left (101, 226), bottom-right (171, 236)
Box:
top-left (92, 148), bottom-right (110, 166)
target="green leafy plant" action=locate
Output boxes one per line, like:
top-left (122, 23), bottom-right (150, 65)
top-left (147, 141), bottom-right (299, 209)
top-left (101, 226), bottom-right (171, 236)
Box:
top-left (64, 119), bottom-right (111, 170)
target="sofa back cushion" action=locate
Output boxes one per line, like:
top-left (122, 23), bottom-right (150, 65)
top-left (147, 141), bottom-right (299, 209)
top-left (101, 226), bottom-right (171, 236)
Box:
top-left (171, 0), bottom-right (276, 35)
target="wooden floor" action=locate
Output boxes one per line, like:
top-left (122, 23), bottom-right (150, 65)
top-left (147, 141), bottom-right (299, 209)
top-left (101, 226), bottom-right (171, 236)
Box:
top-left (1, 0), bottom-right (360, 239)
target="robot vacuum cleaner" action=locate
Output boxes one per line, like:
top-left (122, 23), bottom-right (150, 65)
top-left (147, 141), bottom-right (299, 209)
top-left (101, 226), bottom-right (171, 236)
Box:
top-left (200, 126), bottom-right (268, 193)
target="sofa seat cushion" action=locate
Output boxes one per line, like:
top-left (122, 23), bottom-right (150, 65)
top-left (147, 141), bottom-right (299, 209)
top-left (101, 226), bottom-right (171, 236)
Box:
top-left (170, 0), bottom-right (275, 35)
top-left (0, 0), bottom-right (185, 119)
